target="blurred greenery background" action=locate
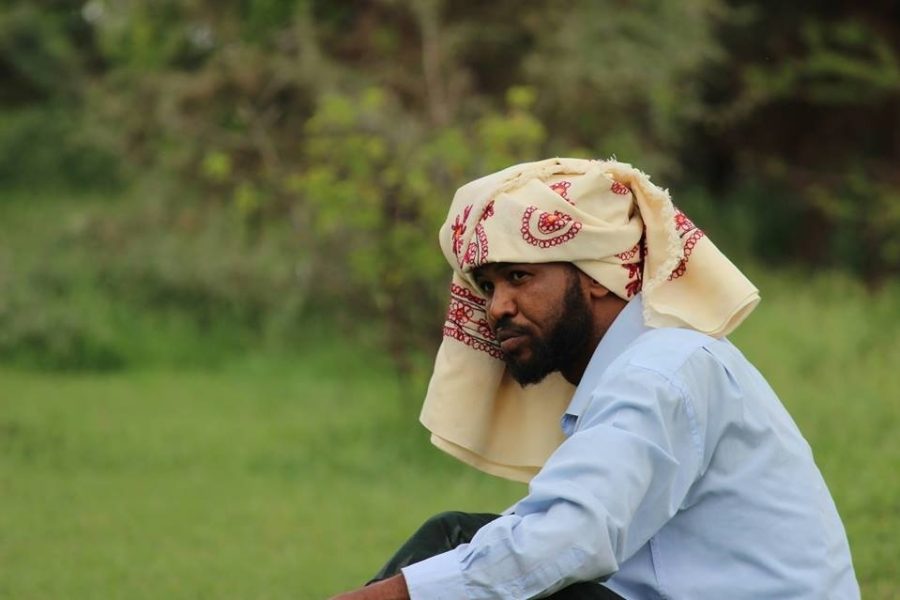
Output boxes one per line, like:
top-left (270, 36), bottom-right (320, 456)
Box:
top-left (0, 0), bottom-right (897, 598)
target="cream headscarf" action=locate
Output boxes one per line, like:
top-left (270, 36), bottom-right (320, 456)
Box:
top-left (421, 158), bottom-right (759, 482)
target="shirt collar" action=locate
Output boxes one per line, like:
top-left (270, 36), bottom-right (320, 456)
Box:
top-left (564, 294), bottom-right (650, 420)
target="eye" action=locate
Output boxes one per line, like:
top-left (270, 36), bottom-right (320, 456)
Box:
top-left (476, 279), bottom-right (494, 295)
top-left (509, 270), bottom-right (530, 283)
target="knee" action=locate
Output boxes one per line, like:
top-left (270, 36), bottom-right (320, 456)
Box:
top-left (416, 511), bottom-right (499, 546)
top-left (419, 511), bottom-right (469, 534)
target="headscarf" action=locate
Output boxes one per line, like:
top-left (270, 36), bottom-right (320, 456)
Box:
top-left (421, 158), bottom-right (760, 482)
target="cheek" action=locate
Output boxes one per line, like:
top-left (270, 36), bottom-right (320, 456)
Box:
top-left (521, 301), bottom-right (550, 330)
top-left (525, 287), bottom-right (567, 329)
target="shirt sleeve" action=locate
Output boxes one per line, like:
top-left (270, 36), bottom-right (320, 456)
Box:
top-left (402, 363), bottom-right (705, 600)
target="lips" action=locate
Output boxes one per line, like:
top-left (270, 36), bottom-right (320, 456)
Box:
top-left (496, 327), bottom-right (530, 354)
top-left (499, 335), bottom-right (528, 354)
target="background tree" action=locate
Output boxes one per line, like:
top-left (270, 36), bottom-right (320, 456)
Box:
top-left (0, 0), bottom-right (896, 370)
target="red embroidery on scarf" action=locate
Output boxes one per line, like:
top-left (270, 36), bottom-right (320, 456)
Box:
top-left (548, 181), bottom-right (573, 204)
top-left (619, 237), bottom-right (646, 298)
top-left (442, 283), bottom-right (502, 359)
top-left (674, 210), bottom-right (697, 234)
top-left (624, 262), bottom-right (643, 298)
top-left (520, 206), bottom-right (582, 248)
top-left (481, 200), bottom-right (495, 220)
top-left (668, 208), bottom-right (705, 281)
top-left (460, 201), bottom-right (496, 268)
top-left (625, 275), bottom-right (643, 298)
top-left (616, 243), bottom-right (641, 262)
top-left (462, 224), bottom-right (489, 268)
top-left (477, 321), bottom-right (494, 338)
top-left (451, 205), bottom-right (473, 259)
top-left (448, 299), bottom-right (474, 324)
top-left (611, 181), bottom-right (631, 195)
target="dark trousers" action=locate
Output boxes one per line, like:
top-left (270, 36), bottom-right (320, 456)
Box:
top-left (370, 511), bottom-right (624, 599)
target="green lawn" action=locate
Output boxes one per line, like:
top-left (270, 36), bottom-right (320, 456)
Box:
top-left (1, 273), bottom-right (898, 599)
top-left (0, 348), bottom-right (524, 599)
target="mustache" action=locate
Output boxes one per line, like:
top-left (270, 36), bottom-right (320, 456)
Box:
top-left (494, 318), bottom-right (531, 338)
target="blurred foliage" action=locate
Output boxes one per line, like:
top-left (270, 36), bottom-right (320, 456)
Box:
top-left (0, 0), bottom-right (897, 369)
top-left (296, 85), bottom-right (546, 366)
top-left (698, 0), bottom-right (900, 283)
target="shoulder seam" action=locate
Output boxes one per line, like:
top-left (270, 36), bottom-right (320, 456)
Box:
top-left (614, 362), bottom-right (705, 466)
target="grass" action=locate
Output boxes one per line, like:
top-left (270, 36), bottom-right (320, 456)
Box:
top-left (0, 348), bottom-right (524, 599)
top-left (2, 272), bottom-right (898, 599)
top-left (1, 192), bottom-right (897, 598)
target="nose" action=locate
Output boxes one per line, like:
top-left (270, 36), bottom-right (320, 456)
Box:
top-left (486, 283), bottom-right (516, 327)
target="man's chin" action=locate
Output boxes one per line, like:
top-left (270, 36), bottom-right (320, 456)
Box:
top-left (504, 357), bottom-right (554, 387)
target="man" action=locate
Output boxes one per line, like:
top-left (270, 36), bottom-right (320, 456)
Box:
top-left (330, 158), bottom-right (859, 599)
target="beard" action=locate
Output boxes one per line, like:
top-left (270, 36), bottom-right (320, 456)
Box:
top-left (500, 273), bottom-right (594, 386)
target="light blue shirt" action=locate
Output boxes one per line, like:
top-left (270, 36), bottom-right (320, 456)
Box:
top-left (402, 296), bottom-right (859, 599)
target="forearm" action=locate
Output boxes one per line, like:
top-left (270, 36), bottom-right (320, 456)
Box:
top-left (329, 574), bottom-right (409, 600)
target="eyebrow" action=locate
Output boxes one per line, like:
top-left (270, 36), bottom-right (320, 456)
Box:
top-left (496, 263), bottom-right (532, 274)
top-left (472, 263), bottom-right (508, 278)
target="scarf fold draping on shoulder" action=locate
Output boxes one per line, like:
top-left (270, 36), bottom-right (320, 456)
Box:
top-left (421, 158), bottom-right (760, 482)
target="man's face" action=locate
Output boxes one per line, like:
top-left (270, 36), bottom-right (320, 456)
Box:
top-left (472, 263), bottom-right (594, 385)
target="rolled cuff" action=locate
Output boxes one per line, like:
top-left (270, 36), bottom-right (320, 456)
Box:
top-left (401, 548), bottom-right (469, 600)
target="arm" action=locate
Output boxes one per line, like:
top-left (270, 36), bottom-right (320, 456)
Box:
top-left (329, 574), bottom-right (409, 600)
top-left (402, 364), bottom-right (705, 599)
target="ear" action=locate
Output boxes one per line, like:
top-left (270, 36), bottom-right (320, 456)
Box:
top-left (587, 278), bottom-right (611, 300)
top-left (578, 271), bottom-right (611, 300)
